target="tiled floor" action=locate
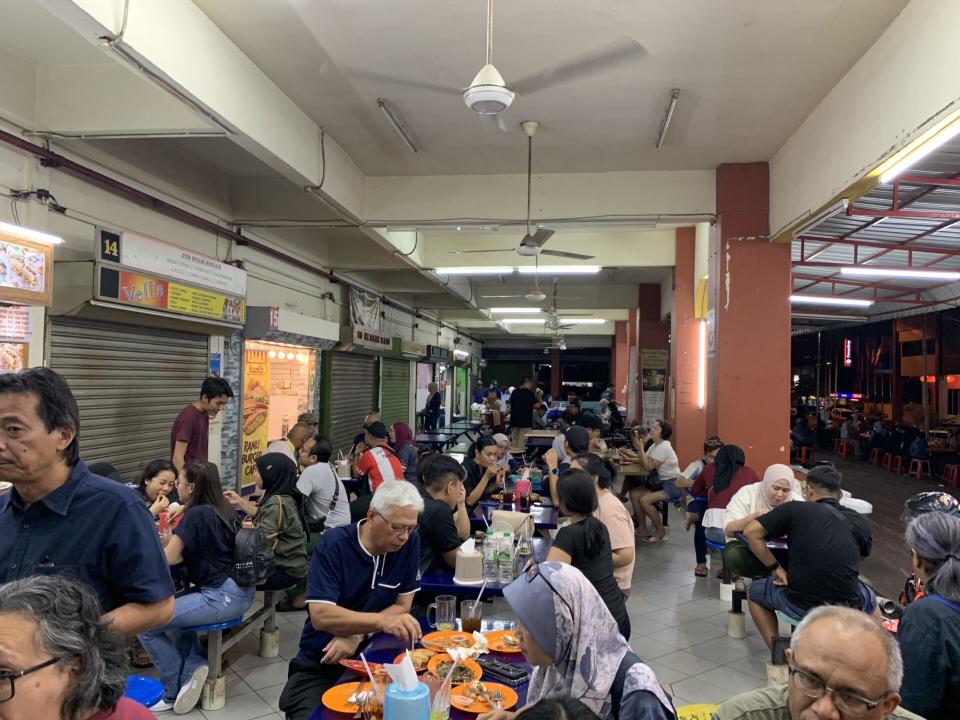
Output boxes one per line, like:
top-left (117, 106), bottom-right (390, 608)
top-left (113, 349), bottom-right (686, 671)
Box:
top-left (167, 504), bottom-right (770, 718)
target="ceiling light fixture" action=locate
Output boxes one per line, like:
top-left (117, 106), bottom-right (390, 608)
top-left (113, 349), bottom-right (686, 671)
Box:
top-left (501, 318), bottom-right (546, 324)
top-left (0, 220), bottom-right (64, 245)
top-left (840, 267), bottom-right (960, 281)
top-left (377, 98), bottom-right (418, 154)
top-left (463, 0), bottom-right (514, 114)
top-left (656, 89), bottom-right (680, 150)
top-left (790, 294), bottom-right (873, 307)
top-left (792, 312), bottom-right (867, 322)
top-left (434, 267), bottom-right (513, 275)
top-left (488, 307), bottom-right (540, 314)
top-left (878, 107), bottom-right (960, 184)
top-left (517, 265), bottom-right (601, 275)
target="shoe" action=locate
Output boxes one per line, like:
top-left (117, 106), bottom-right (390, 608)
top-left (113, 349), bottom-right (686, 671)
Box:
top-left (174, 665), bottom-right (208, 715)
top-left (694, 565), bottom-right (709, 577)
top-left (149, 700), bottom-right (174, 713)
top-left (276, 598), bottom-right (306, 613)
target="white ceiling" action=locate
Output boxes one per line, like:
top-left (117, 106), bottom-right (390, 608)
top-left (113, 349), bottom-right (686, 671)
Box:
top-left (0, 0), bottom-right (106, 64)
top-left (193, 0), bottom-right (908, 176)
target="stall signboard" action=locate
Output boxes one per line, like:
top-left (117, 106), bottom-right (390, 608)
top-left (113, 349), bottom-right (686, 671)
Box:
top-left (352, 325), bottom-right (391, 351)
top-left (0, 231), bottom-right (53, 307)
top-left (400, 339), bottom-right (427, 357)
top-left (97, 266), bottom-right (245, 324)
top-left (640, 348), bottom-right (668, 426)
top-left (844, 338), bottom-right (853, 367)
top-left (99, 228), bottom-right (247, 297)
top-left (426, 345), bottom-right (450, 363)
top-left (240, 348), bottom-right (270, 490)
top-left (0, 306), bottom-right (32, 341)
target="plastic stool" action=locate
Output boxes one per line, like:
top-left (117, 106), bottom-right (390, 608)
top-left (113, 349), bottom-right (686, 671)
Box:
top-left (882, 452), bottom-right (893, 471)
top-left (891, 455), bottom-right (905, 475)
top-left (836, 442), bottom-right (850, 460)
top-left (944, 465), bottom-right (960, 488)
top-left (909, 459), bottom-right (931, 480)
top-left (124, 676), bottom-right (163, 708)
top-left (798, 446), bottom-right (814, 464)
top-left (184, 617), bottom-right (243, 711)
top-left (869, 448), bottom-right (882, 466)
top-left (705, 540), bottom-right (729, 598)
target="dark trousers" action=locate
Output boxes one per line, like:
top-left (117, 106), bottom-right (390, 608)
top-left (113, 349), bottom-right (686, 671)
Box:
top-left (687, 497), bottom-right (708, 564)
top-left (259, 567), bottom-right (301, 592)
top-left (279, 658), bottom-right (343, 720)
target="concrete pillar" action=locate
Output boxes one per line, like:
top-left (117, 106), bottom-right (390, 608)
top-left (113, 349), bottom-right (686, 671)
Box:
top-left (635, 285), bottom-right (669, 425)
top-left (708, 163), bottom-right (791, 471)
top-left (670, 226), bottom-right (707, 464)
top-left (549, 348), bottom-right (561, 399)
top-left (612, 320), bottom-right (629, 404)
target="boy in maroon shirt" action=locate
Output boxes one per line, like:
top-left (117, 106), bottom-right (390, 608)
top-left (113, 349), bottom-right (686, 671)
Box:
top-left (170, 377), bottom-right (233, 473)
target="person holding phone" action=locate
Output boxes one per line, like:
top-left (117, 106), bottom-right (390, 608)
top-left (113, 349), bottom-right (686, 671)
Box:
top-left (462, 435), bottom-right (505, 508)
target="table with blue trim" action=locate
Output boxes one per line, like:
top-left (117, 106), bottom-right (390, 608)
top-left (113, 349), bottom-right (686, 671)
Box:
top-left (469, 500), bottom-right (560, 531)
top-left (419, 536), bottom-right (552, 597)
top-left (439, 420), bottom-right (484, 443)
top-left (416, 432), bottom-right (459, 450)
top-left (308, 617), bottom-right (531, 720)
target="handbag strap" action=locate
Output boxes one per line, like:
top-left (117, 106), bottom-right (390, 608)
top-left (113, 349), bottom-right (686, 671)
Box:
top-left (611, 650), bottom-right (640, 718)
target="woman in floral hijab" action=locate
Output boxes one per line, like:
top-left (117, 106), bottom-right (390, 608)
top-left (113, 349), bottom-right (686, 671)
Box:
top-left (480, 562), bottom-right (675, 720)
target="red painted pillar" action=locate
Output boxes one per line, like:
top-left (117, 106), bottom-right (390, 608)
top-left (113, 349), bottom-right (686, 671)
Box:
top-left (671, 226), bottom-right (706, 465)
top-left (709, 163), bottom-right (791, 471)
top-left (549, 348), bottom-right (561, 399)
top-left (612, 321), bottom-right (629, 404)
top-left (636, 285), bottom-right (669, 424)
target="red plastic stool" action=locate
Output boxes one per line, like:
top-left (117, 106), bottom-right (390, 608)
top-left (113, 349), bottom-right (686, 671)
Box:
top-left (891, 455), bottom-right (905, 475)
top-left (943, 465), bottom-right (960, 488)
top-left (909, 459), bottom-right (931, 480)
top-left (836, 442), bottom-right (850, 460)
top-left (882, 452), bottom-right (893, 471)
top-left (798, 446), bottom-right (814, 464)
top-left (869, 448), bottom-right (882, 466)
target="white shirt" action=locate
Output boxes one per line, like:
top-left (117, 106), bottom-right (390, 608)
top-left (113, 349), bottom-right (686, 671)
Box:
top-left (266, 438), bottom-right (297, 462)
top-left (682, 459), bottom-right (706, 484)
top-left (721, 483), bottom-right (804, 540)
top-left (552, 434), bottom-right (569, 464)
top-left (296, 462), bottom-right (351, 531)
top-left (647, 440), bottom-right (680, 482)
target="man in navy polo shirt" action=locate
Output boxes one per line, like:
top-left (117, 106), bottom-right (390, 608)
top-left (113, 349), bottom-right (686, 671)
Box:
top-left (0, 368), bottom-right (174, 635)
top-left (279, 481), bottom-right (424, 720)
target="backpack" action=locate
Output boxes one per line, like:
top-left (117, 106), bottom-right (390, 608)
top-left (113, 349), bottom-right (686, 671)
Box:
top-left (232, 525), bottom-right (275, 586)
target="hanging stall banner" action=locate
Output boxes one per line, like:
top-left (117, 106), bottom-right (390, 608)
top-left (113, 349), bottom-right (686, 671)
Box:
top-left (0, 231), bottom-right (53, 307)
top-left (97, 266), bottom-right (246, 324)
top-left (349, 288), bottom-right (382, 329)
top-left (240, 347), bottom-right (270, 491)
top-left (640, 349), bottom-right (668, 427)
top-left (98, 228), bottom-right (247, 297)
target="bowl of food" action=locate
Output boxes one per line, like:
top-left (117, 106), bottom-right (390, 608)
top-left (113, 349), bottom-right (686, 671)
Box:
top-left (393, 648), bottom-right (436, 673)
top-left (427, 653), bottom-right (482, 684)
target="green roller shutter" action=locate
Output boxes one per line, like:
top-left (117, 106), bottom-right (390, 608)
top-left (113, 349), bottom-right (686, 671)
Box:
top-left (455, 366), bottom-right (468, 418)
top-left (327, 353), bottom-right (377, 457)
top-left (381, 357), bottom-right (411, 428)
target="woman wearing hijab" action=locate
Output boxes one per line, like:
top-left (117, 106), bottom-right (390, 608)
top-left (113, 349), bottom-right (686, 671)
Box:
top-left (715, 464), bottom-right (803, 577)
top-left (478, 562), bottom-right (675, 720)
top-left (690, 444), bottom-right (760, 545)
top-left (390, 421), bottom-right (419, 483)
top-left (224, 452), bottom-right (309, 590)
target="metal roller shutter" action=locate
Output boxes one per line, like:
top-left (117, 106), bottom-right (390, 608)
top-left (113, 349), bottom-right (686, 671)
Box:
top-left (380, 358), bottom-right (411, 428)
top-left (48, 317), bottom-right (209, 483)
top-left (328, 353), bottom-right (376, 456)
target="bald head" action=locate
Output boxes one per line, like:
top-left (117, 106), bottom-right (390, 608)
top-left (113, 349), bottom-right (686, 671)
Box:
top-left (287, 422), bottom-right (313, 450)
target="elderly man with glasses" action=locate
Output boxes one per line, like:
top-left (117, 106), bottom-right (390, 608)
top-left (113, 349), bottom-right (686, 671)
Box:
top-left (713, 606), bottom-right (923, 720)
top-left (279, 481), bottom-right (424, 720)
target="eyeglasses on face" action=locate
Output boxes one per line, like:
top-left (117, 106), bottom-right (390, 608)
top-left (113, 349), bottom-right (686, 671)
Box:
top-left (789, 663), bottom-right (888, 717)
top-left (0, 657), bottom-right (60, 702)
top-left (374, 510), bottom-right (417, 536)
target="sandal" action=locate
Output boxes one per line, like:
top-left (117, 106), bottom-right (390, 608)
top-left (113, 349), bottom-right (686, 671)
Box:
top-left (644, 534), bottom-right (667, 544)
top-left (694, 565), bottom-right (709, 577)
top-left (276, 599), bottom-right (306, 613)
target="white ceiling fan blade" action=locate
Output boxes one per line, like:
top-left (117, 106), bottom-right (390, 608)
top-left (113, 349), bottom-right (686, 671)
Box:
top-left (519, 228), bottom-right (555, 250)
top-left (511, 37), bottom-right (647, 96)
top-left (481, 294), bottom-right (526, 298)
top-left (449, 248), bottom-right (516, 254)
top-left (540, 249), bottom-right (595, 260)
top-left (343, 67), bottom-right (460, 95)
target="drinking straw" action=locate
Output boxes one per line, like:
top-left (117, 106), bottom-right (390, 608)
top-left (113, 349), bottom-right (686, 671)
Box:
top-left (359, 653), bottom-right (383, 698)
top-left (476, 581), bottom-right (487, 604)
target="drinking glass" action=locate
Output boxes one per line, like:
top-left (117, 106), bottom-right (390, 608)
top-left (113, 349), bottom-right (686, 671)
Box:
top-left (460, 599), bottom-right (483, 634)
top-left (427, 595), bottom-right (457, 631)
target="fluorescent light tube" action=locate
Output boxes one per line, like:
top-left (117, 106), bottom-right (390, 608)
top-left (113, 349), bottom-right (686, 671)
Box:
top-left (840, 267), bottom-right (960, 281)
top-left (488, 308), bottom-right (540, 314)
top-left (0, 220), bottom-right (64, 245)
top-left (377, 98), bottom-right (418, 154)
top-left (792, 312), bottom-right (867, 322)
top-left (559, 318), bottom-right (606, 324)
top-left (879, 109), bottom-right (960, 184)
top-left (434, 267), bottom-right (513, 275)
top-left (790, 295), bottom-right (873, 307)
top-left (517, 265), bottom-right (600, 275)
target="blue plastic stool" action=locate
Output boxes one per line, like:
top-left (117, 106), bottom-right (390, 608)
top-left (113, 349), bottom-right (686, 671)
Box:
top-left (705, 540), bottom-right (729, 597)
top-left (124, 676), bottom-right (163, 708)
top-left (183, 616), bottom-right (244, 712)
top-left (184, 617), bottom-right (243, 633)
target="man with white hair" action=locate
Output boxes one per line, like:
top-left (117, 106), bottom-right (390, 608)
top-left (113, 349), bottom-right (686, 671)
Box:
top-left (279, 481), bottom-right (424, 720)
top-left (713, 606), bottom-right (923, 720)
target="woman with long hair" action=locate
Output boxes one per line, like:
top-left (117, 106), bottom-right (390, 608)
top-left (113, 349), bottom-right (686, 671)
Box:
top-left (461, 435), bottom-right (505, 507)
top-left (547, 469), bottom-right (630, 639)
top-left (137, 459), bottom-right (177, 517)
top-left (423, 382), bottom-right (443, 431)
top-left (898, 511), bottom-right (960, 719)
top-left (138, 462), bottom-right (254, 714)
top-left (390, 421), bottom-right (419, 483)
top-left (571, 453), bottom-right (635, 598)
top-left (691, 444), bottom-right (760, 545)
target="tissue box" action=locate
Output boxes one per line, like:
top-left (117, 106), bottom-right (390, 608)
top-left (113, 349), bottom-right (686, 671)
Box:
top-left (454, 548), bottom-right (484, 585)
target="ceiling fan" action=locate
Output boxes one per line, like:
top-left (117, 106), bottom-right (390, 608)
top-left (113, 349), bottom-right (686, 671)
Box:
top-left (450, 121), bottom-right (595, 260)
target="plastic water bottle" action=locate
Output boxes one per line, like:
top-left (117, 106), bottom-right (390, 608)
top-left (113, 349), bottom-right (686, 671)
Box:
top-left (498, 531), bottom-right (515, 584)
top-left (483, 530), bottom-right (498, 583)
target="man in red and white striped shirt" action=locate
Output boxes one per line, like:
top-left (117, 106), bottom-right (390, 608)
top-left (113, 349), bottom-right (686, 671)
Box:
top-left (352, 421), bottom-right (404, 493)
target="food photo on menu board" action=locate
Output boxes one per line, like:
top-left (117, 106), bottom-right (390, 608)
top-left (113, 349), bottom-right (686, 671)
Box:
top-left (0, 344), bottom-right (26, 373)
top-left (0, 240), bottom-right (45, 292)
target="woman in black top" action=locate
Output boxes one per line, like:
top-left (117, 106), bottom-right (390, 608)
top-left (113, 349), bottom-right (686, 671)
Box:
top-left (423, 382), bottom-right (443, 431)
top-left (137, 458), bottom-right (177, 517)
top-left (461, 435), bottom-right (505, 508)
top-left (138, 462), bottom-right (255, 714)
top-left (547, 468), bottom-right (631, 640)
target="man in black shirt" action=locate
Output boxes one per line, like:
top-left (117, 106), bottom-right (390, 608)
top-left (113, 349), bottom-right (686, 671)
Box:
top-left (559, 397), bottom-right (583, 428)
top-left (417, 455), bottom-right (471, 573)
top-left (743, 465), bottom-right (878, 649)
top-left (508, 376), bottom-right (536, 449)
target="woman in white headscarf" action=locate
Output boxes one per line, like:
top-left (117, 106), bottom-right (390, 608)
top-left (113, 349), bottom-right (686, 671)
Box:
top-left (720, 463), bottom-right (803, 578)
top-left (479, 562), bottom-right (675, 720)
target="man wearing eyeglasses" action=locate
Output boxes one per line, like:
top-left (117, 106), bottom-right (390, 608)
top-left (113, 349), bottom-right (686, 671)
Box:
top-left (713, 606), bottom-right (922, 720)
top-left (279, 481), bottom-right (424, 720)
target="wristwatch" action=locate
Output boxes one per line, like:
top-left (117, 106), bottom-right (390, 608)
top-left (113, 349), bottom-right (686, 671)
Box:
top-left (549, 467), bottom-right (559, 475)
top-left (765, 560), bottom-right (780, 572)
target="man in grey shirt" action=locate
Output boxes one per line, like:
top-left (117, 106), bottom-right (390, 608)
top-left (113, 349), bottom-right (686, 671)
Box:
top-left (297, 434), bottom-right (350, 534)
